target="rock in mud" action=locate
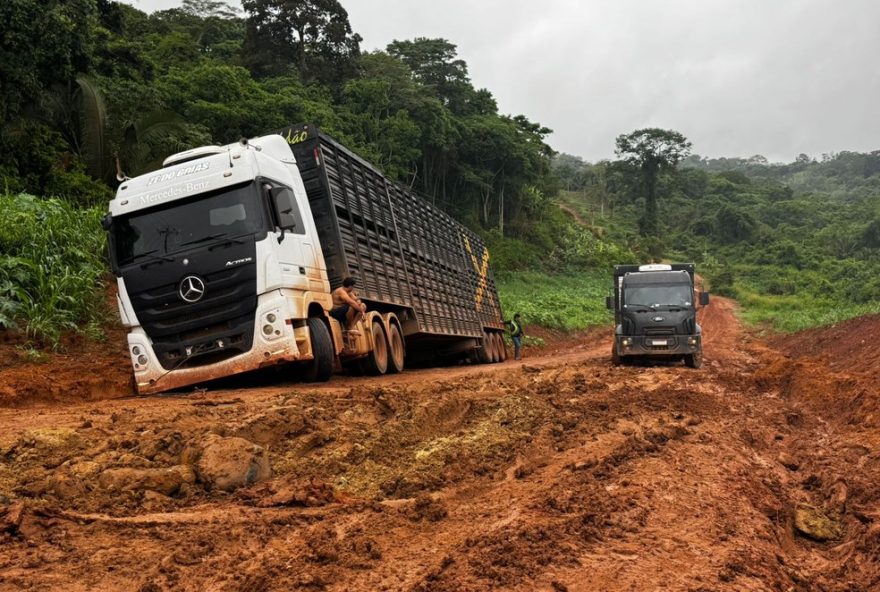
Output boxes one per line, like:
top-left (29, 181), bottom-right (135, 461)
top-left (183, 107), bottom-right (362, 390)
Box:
top-left (190, 434), bottom-right (271, 492)
top-left (794, 503), bottom-right (843, 541)
top-left (1, 501), bottom-right (25, 534)
top-left (98, 465), bottom-right (195, 496)
top-left (777, 452), bottom-right (800, 471)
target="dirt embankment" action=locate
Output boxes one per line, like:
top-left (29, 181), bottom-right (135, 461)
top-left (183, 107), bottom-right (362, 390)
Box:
top-left (1, 299), bottom-right (880, 591)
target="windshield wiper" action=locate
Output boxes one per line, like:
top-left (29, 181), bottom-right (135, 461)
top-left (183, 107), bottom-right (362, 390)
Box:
top-left (208, 236), bottom-right (247, 251)
top-left (119, 249), bottom-right (173, 267)
top-left (180, 233), bottom-right (226, 247)
top-left (624, 304), bottom-right (653, 311)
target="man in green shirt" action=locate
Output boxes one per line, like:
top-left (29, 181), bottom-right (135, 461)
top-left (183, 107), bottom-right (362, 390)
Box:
top-left (507, 313), bottom-right (524, 360)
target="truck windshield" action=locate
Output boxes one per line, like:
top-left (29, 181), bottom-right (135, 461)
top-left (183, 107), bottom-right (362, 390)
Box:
top-left (624, 284), bottom-right (692, 308)
top-left (113, 182), bottom-right (263, 265)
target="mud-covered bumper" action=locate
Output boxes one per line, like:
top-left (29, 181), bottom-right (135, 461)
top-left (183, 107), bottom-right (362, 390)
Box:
top-left (615, 334), bottom-right (701, 357)
top-left (128, 292), bottom-right (310, 394)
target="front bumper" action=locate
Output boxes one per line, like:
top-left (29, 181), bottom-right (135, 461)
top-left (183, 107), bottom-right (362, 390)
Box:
top-left (127, 291), bottom-right (310, 394)
top-left (615, 334), bottom-right (701, 357)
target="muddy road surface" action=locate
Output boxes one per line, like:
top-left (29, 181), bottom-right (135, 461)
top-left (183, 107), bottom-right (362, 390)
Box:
top-left (2, 298), bottom-right (880, 591)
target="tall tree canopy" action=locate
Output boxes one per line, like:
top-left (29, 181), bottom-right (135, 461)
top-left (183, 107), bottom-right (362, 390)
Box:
top-left (615, 128), bottom-right (691, 236)
top-left (240, 0), bottom-right (361, 85)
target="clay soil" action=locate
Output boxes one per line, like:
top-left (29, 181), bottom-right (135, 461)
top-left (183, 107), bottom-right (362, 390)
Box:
top-left (2, 298), bottom-right (880, 591)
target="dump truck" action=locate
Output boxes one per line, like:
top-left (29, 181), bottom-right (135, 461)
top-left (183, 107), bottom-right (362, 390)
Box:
top-left (104, 123), bottom-right (506, 394)
top-left (606, 263), bottom-right (709, 368)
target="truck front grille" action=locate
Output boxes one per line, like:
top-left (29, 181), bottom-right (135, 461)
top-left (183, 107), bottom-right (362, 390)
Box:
top-left (128, 264), bottom-right (258, 370)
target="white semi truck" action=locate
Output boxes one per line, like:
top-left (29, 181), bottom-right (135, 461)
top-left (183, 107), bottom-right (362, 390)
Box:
top-left (104, 124), bottom-right (506, 394)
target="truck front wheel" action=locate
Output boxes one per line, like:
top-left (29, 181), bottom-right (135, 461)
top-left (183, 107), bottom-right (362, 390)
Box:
top-left (684, 349), bottom-right (703, 369)
top-left (611, 342), bottom-right (622, 366)
top-left (303, 317), bottom-right (334, 382)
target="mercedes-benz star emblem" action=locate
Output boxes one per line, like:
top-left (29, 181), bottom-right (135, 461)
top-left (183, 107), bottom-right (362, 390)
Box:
top-left (179, 275), bottom-right (205, 303)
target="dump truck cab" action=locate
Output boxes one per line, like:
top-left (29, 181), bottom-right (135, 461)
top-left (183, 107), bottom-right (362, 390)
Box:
top-left (607, 263), bottom-right (709, 368)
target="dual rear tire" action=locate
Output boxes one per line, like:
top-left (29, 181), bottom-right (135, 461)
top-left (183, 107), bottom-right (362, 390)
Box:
top-left (475, 330), bottom-right (506, 364)
top-left (362, 318), bottom-right (405, 376)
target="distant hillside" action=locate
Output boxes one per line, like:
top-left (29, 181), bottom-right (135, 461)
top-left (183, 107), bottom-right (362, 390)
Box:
top-left (552, 150), bottom-right (880, 331)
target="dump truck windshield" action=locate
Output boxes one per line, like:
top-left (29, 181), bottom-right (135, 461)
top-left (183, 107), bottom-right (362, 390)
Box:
top-left (624, 284), bottom-right (692, 308)
top-left (114, 182), bottom-right (264, 265)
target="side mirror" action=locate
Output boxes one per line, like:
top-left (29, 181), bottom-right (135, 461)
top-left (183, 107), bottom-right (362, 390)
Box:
top-left (269, 186), bottom-right (299, 243)
top-left (605, 296), bottom-right (613, 310)
top-left (101, 213), bottom-right (113, 231)
top-left (699, 291), bottom-right (710, 306)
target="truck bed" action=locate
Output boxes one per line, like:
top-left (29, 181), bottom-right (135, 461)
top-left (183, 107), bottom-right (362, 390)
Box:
top-left (283, 124), bottom-right (503, 339)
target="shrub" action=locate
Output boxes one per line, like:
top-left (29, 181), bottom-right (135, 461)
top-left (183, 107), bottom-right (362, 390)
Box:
top-left (0, 193), bottom-right (109, 346)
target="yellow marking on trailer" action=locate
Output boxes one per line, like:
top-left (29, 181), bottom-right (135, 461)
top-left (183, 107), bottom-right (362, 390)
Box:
top-left (463, 236), bottom-right (490, 309)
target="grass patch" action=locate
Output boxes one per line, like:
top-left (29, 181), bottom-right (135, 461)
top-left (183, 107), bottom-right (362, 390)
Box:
top-left (0, 193), bottom-right (109, 346)
top-left (736, 290), bottom-right (880, 333)
top-left (496, 270), bottom-right (612, 331)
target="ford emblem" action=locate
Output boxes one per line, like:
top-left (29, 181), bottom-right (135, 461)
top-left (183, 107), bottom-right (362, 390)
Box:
top-left (652, 316), bottom-right (665, 322)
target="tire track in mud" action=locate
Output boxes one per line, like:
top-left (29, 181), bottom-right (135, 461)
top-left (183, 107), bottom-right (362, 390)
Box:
top-left (2, 298), bottom-right (880, 591)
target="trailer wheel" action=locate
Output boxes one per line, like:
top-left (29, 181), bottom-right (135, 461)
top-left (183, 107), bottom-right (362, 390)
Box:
top-left (488, 331), bottom-right (501, 363)
top-left (363, 320), bottom-right (389, 375)
top-left (387, 323), bottom-right (405, 374)
top-left (684, 349), bottom-right (703, 369)
top-left (303, 317), bottom-right (334, 382)
top-left (495, 333), bottom-right (508, 361)
top-left (475, 332), bottom-right (492, 364)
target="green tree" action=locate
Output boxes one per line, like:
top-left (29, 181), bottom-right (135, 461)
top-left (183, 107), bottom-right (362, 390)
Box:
top-left (240, 0), bottom-right (361, 86)
top-left (386, 38), bottom-right (495, 117)
top-left (0, 0), bottom-right (97, 124)
top-left (614, 128), bottom-right (692, 236)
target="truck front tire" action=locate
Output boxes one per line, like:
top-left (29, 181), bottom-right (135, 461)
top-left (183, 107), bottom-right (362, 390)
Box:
top-left (684, 349), bottom-right (703, 369)
top-left (303, 317), bottom-right (333, 382)
top-left (611, 342), bottom-right (622, 366)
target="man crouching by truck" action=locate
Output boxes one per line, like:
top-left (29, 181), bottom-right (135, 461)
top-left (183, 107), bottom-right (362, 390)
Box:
top-left (331, 277), bottom-right (367, 335)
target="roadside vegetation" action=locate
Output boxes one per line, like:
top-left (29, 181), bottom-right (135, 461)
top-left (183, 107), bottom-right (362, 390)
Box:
top-left (554, 150), bottom-right (880, 332)
top-left (0, 194), bottom-right (108, 346)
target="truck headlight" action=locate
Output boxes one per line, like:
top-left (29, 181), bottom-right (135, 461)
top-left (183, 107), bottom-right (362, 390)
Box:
top-left (263, 324), bottom-right (274, 335)
top-left (137, 354), bottom-right (148, 366)
top-left (622, 338), bottom-right (632, 347)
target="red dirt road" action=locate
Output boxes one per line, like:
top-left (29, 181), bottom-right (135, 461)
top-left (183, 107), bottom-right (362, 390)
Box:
top-left (2, 298), bottom-right (880, 591)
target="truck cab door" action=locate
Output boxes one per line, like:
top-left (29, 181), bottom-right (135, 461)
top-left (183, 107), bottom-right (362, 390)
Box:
top-left (267, 184), bottom-right (311, 290)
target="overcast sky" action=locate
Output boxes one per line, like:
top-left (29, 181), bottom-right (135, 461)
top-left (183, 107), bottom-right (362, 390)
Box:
top-left (122, 0), bottom-right (880, 163)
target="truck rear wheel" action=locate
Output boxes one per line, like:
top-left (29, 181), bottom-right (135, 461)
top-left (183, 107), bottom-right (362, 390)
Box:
top-left (495, 333), bottom-right (507, 361)
top-left (475, 332), bottom-right (492, 364)
top-left (488, 331), bottom-right (500, 363)
top-left (363, 320), bottom-right (389, 375)
top-left (387, 323), bottom-right (405, 374)
top-left (303, 317), bottom-right (333, 382)
top-left (684, 349), bottom-right (703, 369)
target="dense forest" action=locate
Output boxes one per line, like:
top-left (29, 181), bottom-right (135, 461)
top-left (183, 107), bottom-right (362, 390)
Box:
top-left (554, 149), bottom-right (880, 330)
top-left (2, 0), bottom-right (879, 343)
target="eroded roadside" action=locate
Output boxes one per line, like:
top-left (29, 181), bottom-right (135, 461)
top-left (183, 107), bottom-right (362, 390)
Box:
top-left (1, 298), bottom-right (879, 591)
